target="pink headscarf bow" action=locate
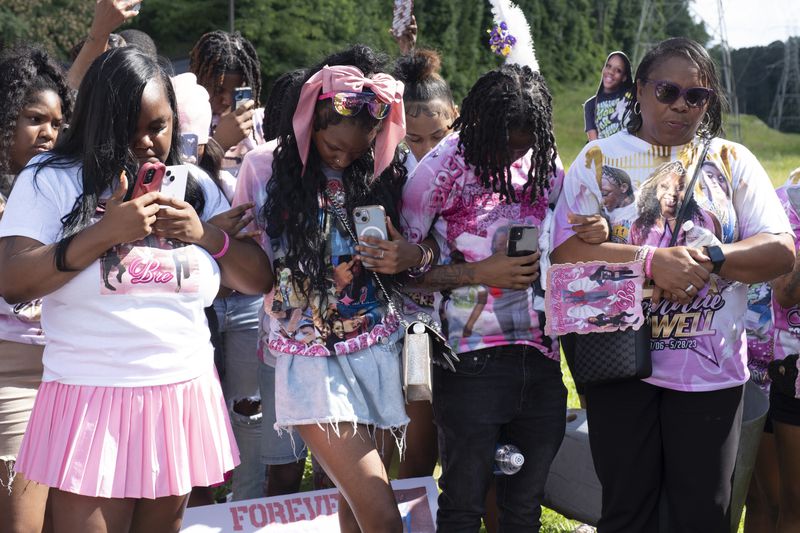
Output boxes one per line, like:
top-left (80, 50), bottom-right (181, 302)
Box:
top-left (293, 65), bottom-right (406, 179)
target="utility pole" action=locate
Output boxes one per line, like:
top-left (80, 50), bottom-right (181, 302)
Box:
top-left (717, 0), bottom-right (740, 140)
top-left (770, 37), bottom-right (800, 131)
top-left (229, 0), bottom-right (235, 33)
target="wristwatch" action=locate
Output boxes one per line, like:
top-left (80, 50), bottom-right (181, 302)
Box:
top-left (704, 245), bottom-right (725, 275)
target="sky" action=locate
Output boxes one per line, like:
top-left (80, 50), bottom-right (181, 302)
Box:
top-left (691, 0), bottom-right (798, 49)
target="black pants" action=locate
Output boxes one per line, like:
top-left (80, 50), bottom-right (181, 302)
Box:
top-left (585, 379), bottom-right (743, 533)
top-left (433, 344), bottom-right (567, 533)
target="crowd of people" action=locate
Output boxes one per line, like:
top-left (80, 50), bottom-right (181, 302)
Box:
top-left (0, 2), bottom-right (798, 533)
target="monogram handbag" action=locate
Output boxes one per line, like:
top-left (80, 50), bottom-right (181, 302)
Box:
top-left (323, 190), bottom-right (459, 403)
top-left (572, 137), bottom-right (711, 386)
top-left (572, 305), bottom-right (652, 385)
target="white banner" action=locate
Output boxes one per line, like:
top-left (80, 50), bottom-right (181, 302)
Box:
top-left (181, 476), bottom-right (438, 532)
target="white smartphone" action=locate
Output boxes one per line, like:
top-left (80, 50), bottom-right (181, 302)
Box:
top-left (353, 205), bottom-right (387, 267)
top-left (160, 165), bottom-right (189, 202)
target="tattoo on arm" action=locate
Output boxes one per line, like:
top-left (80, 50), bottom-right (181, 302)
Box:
top-left (408, 263), bottom-right (480, 291)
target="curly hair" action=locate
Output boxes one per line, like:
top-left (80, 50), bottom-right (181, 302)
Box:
top-left (262, 69), bottom-right (307, 141)
top-left (626, 37), bottom-right (728, 139)
top-left (452, 64), bottom-right (557, 204)
top-left (0, 44), bottom-right (73, 175)
top-left (262, 44), bottom-right (407, 302)
top-left (189, 31), bottom-right (262, 107)
top-left (631, 161), bottom-right (701, 243)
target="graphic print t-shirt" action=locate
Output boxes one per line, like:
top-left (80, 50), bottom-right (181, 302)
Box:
top-left (0, 159), bottom-right (229, 386)
top-left (767, 185), bottom-right (800, 361)
top-left (234, 149), bottom-right (397, 357)
top-left (583, 88), bottom-right (631, 138)
top-left (401, 133), bottom-right (563, 359)
top-left (553, 132), bottom-right (791, 392)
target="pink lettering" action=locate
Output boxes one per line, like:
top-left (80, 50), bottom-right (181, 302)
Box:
top-left (271, 502), bottom-right (288, 523)
top-left (287, 497), bottom-right (306, 521)
top-left (248, 503), bottom-right (268, 527)
top-left (229, 506), bottom-right (247, 531)
top-left (302, 496), bottom-right (318, 520)
top-left (128, 257), bottom-right (174, 284)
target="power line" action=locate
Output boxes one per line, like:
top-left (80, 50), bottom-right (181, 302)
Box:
top-left (769, 37), bottom-right (800, 130)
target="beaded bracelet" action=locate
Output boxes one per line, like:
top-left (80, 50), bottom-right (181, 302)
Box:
top-left (211, 229), bottom-right (230, 260)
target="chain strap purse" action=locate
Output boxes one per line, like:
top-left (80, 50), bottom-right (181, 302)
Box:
top-left (323, 190), bottom-right (459, 403)
top-left (572, 137), bottom-right (712, 386)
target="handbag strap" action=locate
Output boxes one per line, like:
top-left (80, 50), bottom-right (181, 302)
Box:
top-left (668, 136), bottom-right (712, 247)
top-left (322, 189), bottom-right (412, 330)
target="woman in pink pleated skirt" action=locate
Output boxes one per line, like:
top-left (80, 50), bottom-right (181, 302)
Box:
top-left (0, 46), bottom-right (271, 532)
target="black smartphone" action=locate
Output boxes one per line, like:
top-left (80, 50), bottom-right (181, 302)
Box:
top-left (506, 225), bottom-right (539, 257)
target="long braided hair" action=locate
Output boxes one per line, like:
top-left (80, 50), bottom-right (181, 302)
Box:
top-left (453, 64), bottom-right (557, 204)
top-left (0, 44), bottom-right (73, 175)
top-left (262, 45), bottom-right (407, 302)
top-left (189, 31), bottom-right (262, 106)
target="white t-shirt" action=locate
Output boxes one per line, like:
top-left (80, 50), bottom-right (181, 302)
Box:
top-left (0, 158), bottom-right (230, 386)
top-left (0, 297), bottom-right (43, 345)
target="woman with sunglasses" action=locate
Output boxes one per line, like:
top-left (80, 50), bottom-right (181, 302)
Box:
top-left (551, 37), bottom-right (794, 532)
top-left (583, 51), bottom-right (634, 141)
top-left (235, 45), bottom-right (423, 533)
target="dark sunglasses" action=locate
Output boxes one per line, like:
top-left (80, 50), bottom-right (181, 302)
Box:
top-left (640, 79), bottom-right (714, 108)
top-left (317, 91), bottom-right (391, 120)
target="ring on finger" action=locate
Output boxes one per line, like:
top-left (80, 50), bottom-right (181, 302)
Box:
top-left (685, 283), bottom-right (695, 294)
top-left (379, 250), bottom-right (385, 259)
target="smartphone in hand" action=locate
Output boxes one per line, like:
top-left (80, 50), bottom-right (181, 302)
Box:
top-left (234, 86), bottom-right (253, 111)
top-left (160, 165), bottom-right (189, 203)
top-left (126, 161), bottom-right (166, 201)
top-left (353, 205), bottom-right (387, 268)
top-left (506, 225), bottom-right (539, 257)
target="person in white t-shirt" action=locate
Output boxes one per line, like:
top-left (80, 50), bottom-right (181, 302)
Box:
top-left (0, 47), bottom-right (270, 533)
top-left (0, 42), bottom-right (73, 533)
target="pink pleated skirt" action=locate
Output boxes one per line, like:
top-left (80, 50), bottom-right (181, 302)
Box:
top-left (15, 369), bottom-right (239, 499)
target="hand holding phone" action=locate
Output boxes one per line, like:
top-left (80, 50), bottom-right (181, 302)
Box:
top-left (234, 86), bottom-right (253, 111)
top-left (353, 205), bottom-right (388, 268)
top-left (126, 161), bottom-right (166, 201)
top-left (506, 225), bottom-right (539, 257)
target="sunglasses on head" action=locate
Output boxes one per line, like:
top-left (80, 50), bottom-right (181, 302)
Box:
top-left (318, 91), bottom-right (391, 120)
top-left (640, 79), bottom-right (714, 108)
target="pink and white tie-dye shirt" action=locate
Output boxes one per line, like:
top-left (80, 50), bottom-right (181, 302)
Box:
top-left (400, 133), bottom-right (563, 359)
top-left (553, 132), bottom-right (791, 392)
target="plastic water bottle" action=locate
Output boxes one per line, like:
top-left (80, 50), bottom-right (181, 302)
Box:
top-left (682, 220), bottom-right (722, 248)
top-left (494, 444), bottom-right (525, 475)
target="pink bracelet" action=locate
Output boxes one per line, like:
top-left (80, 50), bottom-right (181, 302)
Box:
top-left (211, 229), bottom-right (230, 260)
top-left (644, 247), bottom-right (656, 279)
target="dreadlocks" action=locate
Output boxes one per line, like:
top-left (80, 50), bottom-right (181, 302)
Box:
top-left (0, 44), bottom-right (73, 176)
top-left (189, 31), bottom-right (262, 107)
top-left (453, 64), bottom-right (557, 204)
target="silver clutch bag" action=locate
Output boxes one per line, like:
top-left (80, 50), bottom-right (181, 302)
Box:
top-left (403, 322), bottom-right (434, 403)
